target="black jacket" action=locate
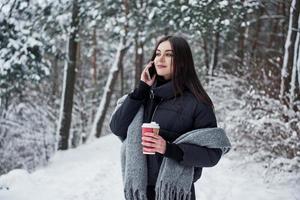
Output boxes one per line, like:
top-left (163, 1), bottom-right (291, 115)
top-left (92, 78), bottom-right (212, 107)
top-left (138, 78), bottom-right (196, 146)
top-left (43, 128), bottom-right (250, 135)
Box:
top-left (110, 77), bottom-right (222, 186)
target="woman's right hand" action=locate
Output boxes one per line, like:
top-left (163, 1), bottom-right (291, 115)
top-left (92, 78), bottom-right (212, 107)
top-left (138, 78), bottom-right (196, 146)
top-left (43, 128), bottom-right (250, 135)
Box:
top-left (141, 61), bottom-right (156, 86)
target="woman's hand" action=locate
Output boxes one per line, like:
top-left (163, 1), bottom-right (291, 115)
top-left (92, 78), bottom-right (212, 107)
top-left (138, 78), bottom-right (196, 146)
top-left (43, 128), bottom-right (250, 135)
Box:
top-left (142, 132), bottom-right (166, 154)
top-left (141, 61), bottom-right (156, 86)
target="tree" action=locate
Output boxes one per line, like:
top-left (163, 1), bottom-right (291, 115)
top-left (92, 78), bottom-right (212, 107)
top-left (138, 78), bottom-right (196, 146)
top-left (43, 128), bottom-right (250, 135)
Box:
top-left (91, 37), bottom-right (131, 138)
top-left (289, 0), bottom-right (300, 110)
top-left (159, 0), bottom-right (235, 75)
top-left (280, 0), bottom-right (300, 110)
top-left (0, 0), bottom-right (49, 109)
top-left (57, 0), bottom-right (80, 150)
top-left (91, 0), bottom-right (131, 138)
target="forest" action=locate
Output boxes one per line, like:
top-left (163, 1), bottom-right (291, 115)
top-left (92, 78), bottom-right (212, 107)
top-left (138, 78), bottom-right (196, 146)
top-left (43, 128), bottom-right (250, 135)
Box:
top-left (0, 0), bottom-right (299, 177)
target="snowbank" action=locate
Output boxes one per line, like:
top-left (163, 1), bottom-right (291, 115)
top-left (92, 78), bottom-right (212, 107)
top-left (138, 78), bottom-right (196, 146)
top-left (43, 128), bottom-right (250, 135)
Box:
top-left (1, 134), bottom-right (299, 200)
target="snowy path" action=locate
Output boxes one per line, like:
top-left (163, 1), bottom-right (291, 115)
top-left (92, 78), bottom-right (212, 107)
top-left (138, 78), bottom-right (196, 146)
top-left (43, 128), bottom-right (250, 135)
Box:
top-left (0, 134), bottom-right (299, 200)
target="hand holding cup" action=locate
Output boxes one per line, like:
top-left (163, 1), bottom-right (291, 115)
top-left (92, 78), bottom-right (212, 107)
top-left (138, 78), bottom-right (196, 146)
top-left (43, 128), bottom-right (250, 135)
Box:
top-left (141, 122), bottom-right (166, 155)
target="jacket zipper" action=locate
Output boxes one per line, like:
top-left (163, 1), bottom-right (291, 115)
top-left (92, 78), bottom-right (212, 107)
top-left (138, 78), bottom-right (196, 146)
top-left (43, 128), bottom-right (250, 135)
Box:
top-left (150, 89), bottom-right (163, 122)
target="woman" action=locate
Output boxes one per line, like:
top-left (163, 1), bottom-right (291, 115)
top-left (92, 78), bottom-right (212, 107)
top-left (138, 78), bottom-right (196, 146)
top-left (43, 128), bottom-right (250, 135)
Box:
top-left (110, 36), bottom-right (231, 200)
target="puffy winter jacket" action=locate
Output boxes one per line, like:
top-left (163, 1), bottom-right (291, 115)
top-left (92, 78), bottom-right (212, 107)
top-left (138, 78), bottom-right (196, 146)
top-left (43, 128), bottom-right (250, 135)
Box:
top-left (110, 77), bottom-right (222, 189)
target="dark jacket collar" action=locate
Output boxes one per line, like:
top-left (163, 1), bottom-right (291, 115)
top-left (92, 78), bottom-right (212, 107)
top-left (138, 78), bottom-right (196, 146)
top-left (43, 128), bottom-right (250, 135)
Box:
top-left (151, 76), bottom-right (176, 99)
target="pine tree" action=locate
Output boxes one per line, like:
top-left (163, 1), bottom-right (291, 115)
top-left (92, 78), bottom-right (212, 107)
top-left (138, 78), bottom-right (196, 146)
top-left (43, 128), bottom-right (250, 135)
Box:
top-left (0, 0), bottom-right (49, 109)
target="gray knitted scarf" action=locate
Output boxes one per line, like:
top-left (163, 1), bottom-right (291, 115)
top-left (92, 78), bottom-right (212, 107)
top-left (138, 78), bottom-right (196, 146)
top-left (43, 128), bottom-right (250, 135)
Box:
top-left (112, 95), bottom-right (231, 200)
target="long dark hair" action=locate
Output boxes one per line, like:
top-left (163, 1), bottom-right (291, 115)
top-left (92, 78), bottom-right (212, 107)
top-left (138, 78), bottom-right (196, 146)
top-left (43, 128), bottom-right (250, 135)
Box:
top-left (150, 35), bottom-right (214, 108)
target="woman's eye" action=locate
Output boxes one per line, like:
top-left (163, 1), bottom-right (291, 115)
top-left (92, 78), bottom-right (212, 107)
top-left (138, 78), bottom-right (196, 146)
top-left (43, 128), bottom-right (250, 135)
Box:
top-left (155, 53), bottom-right (173, 57)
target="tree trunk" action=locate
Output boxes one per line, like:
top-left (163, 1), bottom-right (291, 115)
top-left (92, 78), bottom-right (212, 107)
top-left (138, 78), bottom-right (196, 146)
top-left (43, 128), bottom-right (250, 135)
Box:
top-left (120, 0), bottom-right (129, 95)
top-left (209, 31), bottom-right (220, 76)
top-left (71, 41), bottom-right (82, 148)
top-left (289, 10), bottom-right (300, 110)
top-left (134, 35), bottom-right (144, 88)
top-left (120, 57), bottom-right (124, 96)
top-left (251, 5), bottom-right (264, 58)
top-left (92, 28), bottom-right (97, 85)
top-left (280, 0), bottom-right (300, 105)
top-left (57, 0), bottom-right (80, 150)
top-left (52, 54), bottom-right (59, 102)
top-left (86, 29), bottom-right (99, 144)
top-left (91, 37), bottom-right (130, 138)
top-left (237, 24), bottom-right (245, 65)
top-left (237, 1), bottom-right (246, 65)
top-left (267, 2), bottom-right (280, 49)
top-left (201, 35), bottom-right (210, 71)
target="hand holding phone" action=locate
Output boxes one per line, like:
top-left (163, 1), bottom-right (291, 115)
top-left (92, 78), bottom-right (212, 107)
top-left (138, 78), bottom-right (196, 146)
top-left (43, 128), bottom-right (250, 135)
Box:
top-left (148, 63), bottom-right (157, 79)
top-left (141, 61), bottom-right (156, 86)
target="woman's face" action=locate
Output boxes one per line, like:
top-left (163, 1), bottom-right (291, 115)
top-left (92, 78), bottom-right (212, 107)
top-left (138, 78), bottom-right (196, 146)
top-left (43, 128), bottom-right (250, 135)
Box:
top-left (154, 41), bottom-right (174, 80)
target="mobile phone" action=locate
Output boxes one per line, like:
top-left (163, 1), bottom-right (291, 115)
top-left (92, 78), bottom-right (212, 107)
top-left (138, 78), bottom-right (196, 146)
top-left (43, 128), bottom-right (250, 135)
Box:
top-left (148, 63), bottom-right (157, 79)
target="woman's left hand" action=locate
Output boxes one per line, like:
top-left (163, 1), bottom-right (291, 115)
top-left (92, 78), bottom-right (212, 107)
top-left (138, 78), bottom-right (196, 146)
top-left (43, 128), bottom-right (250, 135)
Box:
top-left (142, 132), bottom-right (166, 154)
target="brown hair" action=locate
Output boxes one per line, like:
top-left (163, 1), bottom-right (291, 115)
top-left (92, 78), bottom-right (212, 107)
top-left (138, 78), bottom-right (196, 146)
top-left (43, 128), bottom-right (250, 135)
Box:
top-left (150, 35), bottom-right (214, 108)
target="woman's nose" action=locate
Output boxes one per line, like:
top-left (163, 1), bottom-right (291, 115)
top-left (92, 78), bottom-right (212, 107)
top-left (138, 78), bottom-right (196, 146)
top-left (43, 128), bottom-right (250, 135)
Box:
top-left (158, 54), bottom-right (165, 62)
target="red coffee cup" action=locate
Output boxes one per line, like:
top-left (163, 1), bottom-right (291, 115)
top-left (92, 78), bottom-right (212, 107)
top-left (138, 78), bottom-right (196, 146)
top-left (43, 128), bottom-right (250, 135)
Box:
top-left (141, 122), bottom-right (160, 155)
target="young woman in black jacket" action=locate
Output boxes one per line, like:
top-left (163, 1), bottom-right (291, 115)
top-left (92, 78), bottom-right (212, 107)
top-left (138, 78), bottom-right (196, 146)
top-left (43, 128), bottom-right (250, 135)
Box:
top-left (110, 35), bottom-right (222, 200)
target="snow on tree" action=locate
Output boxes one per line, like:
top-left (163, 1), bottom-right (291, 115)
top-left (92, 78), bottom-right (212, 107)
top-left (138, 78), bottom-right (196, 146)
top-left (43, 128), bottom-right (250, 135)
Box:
top-left (0, 102), bottom-right (56, 175)
top-left (91, 37), bottom-right (131, 138)
top-left (280, 0), bottom-right (300, 109)
top-left (0, 0), bottom-right (50, 109)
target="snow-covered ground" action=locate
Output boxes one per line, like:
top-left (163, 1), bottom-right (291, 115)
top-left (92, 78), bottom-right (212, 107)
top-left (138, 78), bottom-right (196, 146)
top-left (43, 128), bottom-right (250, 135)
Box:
top-left (1, 134), bottom-right (299, 200)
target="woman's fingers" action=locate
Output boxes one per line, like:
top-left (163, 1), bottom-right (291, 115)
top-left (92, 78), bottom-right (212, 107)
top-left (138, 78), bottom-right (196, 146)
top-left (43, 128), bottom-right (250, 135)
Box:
top-left (142, 142), bottom-right (155, 148)
top-left (141, 61), bottom-right (152, 75)
top-left (146, 61), bottom-right (154, 69)
top-left (143, 147), bottom-right (155, 152)
top-left (142, 135), bottom-right (155, 142)
top-left (141, 134), bottom-right (166, 154)
top-left (142, 135), bottom-right (157, 148)
top-left (140, 61), bottom-right (155, 85)
top-left (143, 132), bottom-right (159, 138)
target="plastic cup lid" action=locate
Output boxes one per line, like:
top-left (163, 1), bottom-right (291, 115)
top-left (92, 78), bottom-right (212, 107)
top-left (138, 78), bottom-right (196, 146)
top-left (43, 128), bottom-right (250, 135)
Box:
top-left (142, 122), bottom-right (160, 129)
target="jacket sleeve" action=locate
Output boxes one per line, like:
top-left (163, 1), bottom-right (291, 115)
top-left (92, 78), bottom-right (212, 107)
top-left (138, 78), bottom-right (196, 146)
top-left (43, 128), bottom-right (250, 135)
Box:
top-left (109, 81), bottom-right (150, 141)
top-left (164, 143), bottom-right (222, 167)
top-left (164, 103), bottom-right (222, 167)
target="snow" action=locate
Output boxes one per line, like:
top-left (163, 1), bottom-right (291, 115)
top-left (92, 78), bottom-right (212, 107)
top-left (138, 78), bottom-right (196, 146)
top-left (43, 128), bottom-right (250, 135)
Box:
top-left (1, 4), bottom-right (10, 16)
top-left (19, 2), bottom-right (29, 10)
top-left (218, 0), bottom-right (228, 8)
top-left (184, 17), bottom-right (191, 22)
top-left (221, 19), bottom-right (230, 26)
top-left (148, 8), bottom-right (156, 20)
top-left (0, 134), bottom-right (299, 200)
top-left (241, 22), bottom-right (250, 27)
top-left (188, 0), bottom-right (197, 6)
top-left (0, 135), bottom-right (123, 200)
top-left (138, 47), bottom-right (143, 55)
top-left (181, 5), bottom-right (188, 12)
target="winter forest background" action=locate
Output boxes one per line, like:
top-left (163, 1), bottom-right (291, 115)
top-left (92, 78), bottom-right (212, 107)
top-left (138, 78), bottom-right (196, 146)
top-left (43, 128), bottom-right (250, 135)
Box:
top-left (0, 0), bottom-right (300, 184)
